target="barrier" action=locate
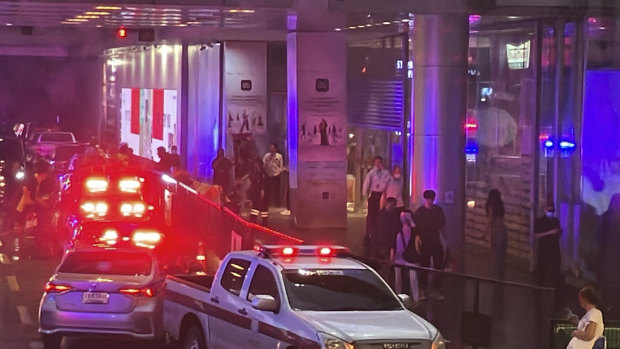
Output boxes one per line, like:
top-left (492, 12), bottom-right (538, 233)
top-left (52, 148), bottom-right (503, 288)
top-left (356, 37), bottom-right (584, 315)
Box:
top-left (389, 263), bottom-right (556, 349)
top-left (551, 320), bottom-right (620, 349)
top-left (147, 171), bottom-right (303, 273)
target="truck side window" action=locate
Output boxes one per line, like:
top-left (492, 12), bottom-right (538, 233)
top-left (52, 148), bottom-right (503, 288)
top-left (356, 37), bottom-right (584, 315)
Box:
top-left (247, 265), bottom-right (280, 306)
top-left (220, 258), bottom-right (251, 296)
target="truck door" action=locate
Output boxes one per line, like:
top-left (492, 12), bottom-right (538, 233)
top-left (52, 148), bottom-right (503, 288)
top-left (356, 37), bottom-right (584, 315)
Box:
top-left (208, 258), bottom-right (253, 349)
top-left (244, 264), bottom-right (287, 348)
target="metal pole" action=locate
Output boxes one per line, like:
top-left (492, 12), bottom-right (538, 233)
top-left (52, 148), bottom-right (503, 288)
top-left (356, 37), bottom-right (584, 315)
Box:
top-left (402, 28), bottom-right (411, 207)
top-left (553, 18), bottom-right (565, 212)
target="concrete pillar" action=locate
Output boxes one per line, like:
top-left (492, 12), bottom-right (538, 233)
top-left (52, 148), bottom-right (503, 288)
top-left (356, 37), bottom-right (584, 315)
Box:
top-left (287, 32), bottom-right (348, 229)
top-left (412, 15), bottom-right (469, 271)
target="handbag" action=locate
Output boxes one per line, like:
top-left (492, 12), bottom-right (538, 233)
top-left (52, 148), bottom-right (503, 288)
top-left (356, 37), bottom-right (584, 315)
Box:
top-left (402, 230), bottom-right (421, 264)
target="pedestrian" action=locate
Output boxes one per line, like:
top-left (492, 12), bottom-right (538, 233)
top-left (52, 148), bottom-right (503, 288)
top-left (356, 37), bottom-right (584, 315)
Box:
top-left (534, 202), bottom-right (563, 287)
top-left (154, 146), bottom-right (171, 172)
top-left (212, 148), bottom-right (233, 194)
top-left (567, 285), bottom-right (605, 349)
top-left (485, 189), bottom-right (508, 280)
top-left (262, 143), bottom-right (284, 208)
top-left (249, 159), bottom-right (269, 226)
top-left (414, 189), bottom-right (446, 301)
top-left (384, 165), bottom-right (405, 210)
top-left (362, 156), bottom-right (391, 257)
top-left (391, 210), bottom-right (420, 302)
top-left (234, 156), bottom-right (252, 204)
top-left (377, 197), bottom-right (401, 259)
top-left (169, 145), bottom-right (182, 171)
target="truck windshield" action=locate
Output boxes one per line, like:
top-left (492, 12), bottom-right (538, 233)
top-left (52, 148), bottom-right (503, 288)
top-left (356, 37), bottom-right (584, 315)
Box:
top-left (59, 252), bottom-right (152, 276)
top-left (40, 132), bottom-right (74, 143)
top-left (282, 269), bottom-right (403, 311)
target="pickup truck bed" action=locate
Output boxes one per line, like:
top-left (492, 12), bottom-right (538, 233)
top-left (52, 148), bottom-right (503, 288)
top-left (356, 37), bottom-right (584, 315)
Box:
top-left (168, 275), bottom-right (214, 292)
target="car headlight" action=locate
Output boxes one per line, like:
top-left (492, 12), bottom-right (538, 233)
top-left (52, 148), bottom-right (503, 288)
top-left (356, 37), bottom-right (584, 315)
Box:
top-left (317, 332), bottom-right (354, 349)
top-left (432, 333), bottom-right (447, 349)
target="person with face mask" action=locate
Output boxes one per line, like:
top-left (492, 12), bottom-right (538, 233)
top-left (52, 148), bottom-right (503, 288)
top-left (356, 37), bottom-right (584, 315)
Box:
top-left (534, 202), bottom-right (563, 287)
top-left (384, 165), bottom-right (405, 210)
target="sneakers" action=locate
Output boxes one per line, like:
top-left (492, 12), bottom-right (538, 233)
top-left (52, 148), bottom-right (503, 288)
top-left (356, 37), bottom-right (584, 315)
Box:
top-left (280, 209), bottom-right (291, 216)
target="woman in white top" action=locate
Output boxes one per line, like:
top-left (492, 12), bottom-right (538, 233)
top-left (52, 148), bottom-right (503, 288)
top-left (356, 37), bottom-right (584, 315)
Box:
top-left (390, 210), bottom-right (420, 302)
top-left (567, 285), bottom-right (605, 349)
top-left (384, 165), bottom-right (405, 209)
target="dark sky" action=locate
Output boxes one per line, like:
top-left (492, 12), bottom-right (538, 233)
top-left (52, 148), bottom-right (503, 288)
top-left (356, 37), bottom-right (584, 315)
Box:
top-left (0, 55), bottom-right (100, 140)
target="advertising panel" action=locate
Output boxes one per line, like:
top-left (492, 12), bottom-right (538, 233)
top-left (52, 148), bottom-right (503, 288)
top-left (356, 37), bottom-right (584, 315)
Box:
top-left (120, 88), bottom-right (178, 159)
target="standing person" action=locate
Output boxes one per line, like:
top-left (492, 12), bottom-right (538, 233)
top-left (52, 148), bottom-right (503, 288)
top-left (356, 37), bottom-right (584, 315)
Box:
top-left (249, 158), bottom-right (269, 226)
top-left (262, 143), bottom-right (284, 208)
top-left (234, 156), bottom-right (252, 204)
top-left (598, 193), bottom-right (620, 318)
top-left (567, 285), bottom-right (605, 349)
top-left (377, 197), bottom-right (401, 259)
top-left (384, 165), bottom-right (405, 210)
top-left (154, 146), bottom-right (171, 172)
top-left (391, 210), bottom-right (420, 302)
top-left (414, 189), bottom-right (446, 300)
top-left (534, 202), bottom-right (563, 287)
top-left (362, 156), bottom-right (391, 257)
top-left (485, 189), bottom-right (508, 280)
top-left (211, 148), bottom-right (233, 194)
top-left (169, 145), bottom-right (182, 171)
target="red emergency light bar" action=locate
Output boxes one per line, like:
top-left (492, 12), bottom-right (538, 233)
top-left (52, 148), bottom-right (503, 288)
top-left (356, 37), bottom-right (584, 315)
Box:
top-left (254, 245), bottom-right (350, 258)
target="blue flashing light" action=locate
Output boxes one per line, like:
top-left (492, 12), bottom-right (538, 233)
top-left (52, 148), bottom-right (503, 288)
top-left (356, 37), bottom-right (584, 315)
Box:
top-left (559, 140), bottom-right (576, 150)
top-left (544, 140), bottom-right (554, 149)
top-left (465, 139), bottom-right (479, 155)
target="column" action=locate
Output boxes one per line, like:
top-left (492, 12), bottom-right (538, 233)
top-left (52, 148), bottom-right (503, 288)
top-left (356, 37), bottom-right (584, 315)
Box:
top-left (412, 15), bottom-right (469, 271)
top-left (287, 32), bottom-right (348, 229)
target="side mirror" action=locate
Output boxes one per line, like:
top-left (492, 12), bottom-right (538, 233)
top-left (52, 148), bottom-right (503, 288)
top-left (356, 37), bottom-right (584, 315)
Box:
top-left (398, 294), bottom-right (414, 309)
top-left (251, 295), bottom-right (278, 313)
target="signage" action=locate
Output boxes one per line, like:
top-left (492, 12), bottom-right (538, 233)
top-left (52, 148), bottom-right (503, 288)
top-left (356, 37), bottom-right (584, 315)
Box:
top-left (506, 40), bottom-right (531, 69)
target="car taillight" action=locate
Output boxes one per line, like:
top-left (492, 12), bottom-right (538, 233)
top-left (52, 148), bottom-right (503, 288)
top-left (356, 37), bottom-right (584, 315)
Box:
top-left (44, 282), bottom-right (72, 294)
top-left (120, 202), bottom-right (146, 217)
top-left (81, 202), bottom-right (108, 217)
top-left (119, 287), bottom-right (155, 298)
top-left (132, 231), bottom-right (162, 249)
top-left (99, 229), bottom-right (118, 245)
top-left (85, 178), bottom-right (108, 193)
top-left (119, 178), bottom-right (141, 193)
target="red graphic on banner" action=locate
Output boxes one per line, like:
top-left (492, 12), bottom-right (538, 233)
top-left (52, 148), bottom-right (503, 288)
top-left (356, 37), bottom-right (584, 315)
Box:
top-left (130, 88), bottom-right (140, 135)
top-left (152, 89), bottom-right (164, 140)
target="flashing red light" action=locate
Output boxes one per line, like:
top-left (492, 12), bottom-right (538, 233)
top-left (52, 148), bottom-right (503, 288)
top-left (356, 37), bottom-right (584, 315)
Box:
top-left (44, 282), bottom-right (72, 294)
top-left (317, 247), bottom-right (334, 257)
top-left (539, 133), bottom-right (551, 141)
top-left (464, 120), bottom-right (479, 131)
top-left (282, 247), bottom-right (296, 256)
top-left (120, 287), bottom-right (155, 298)
top-left (117, 26), bottom-right (128, 38)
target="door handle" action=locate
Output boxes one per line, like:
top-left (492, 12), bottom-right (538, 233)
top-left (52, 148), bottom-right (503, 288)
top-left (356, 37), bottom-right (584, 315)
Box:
top-left (210, 297), bottom-right (219, 304)
top-left (238, 308), bottom-right (248, 315)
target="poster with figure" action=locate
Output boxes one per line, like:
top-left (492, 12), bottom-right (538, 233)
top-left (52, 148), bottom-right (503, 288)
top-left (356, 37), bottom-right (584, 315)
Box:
top-left (223, 42), bottom-right (267, 136)
top-left (120, 88), bottom-right (178, 159)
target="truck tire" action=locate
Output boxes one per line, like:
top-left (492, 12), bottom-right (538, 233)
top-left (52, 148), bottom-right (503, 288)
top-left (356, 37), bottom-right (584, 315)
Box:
top-left (41, 334), bottom-right (62, 349)
top-left (182, 324), bottom-right (206, 349)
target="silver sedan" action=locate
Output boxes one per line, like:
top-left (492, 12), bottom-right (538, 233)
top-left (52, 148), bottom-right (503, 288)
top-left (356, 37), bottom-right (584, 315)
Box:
top-left (38, 249), bottom-right (165, 349)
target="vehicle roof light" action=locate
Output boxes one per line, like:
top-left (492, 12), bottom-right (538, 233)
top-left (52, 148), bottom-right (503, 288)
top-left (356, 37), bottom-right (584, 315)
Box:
top-left (119, 178), bottom-right (141, 193)
top-left (255, 245), bottom-right (350, 258)
top-left (317, 247), bottom-right (334, 257)
top-left (99, 229), bottom-right (118, 245)
top-left (133, 231), bottom-right (162, 249)
top-left (86, 178), bottom-right (108, 192)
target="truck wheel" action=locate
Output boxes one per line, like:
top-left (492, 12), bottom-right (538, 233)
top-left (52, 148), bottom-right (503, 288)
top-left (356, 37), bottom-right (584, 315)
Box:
top-left (41, 334), bottom-right (62, 349)
top-left (182, 324), bottom-right (206, 349)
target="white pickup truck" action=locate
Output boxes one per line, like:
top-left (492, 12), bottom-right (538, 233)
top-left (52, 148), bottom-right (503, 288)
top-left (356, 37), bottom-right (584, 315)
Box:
top-left (29, 131), bottom-right (77, 158)
top-left (163, 245), bottom-right (446, 349)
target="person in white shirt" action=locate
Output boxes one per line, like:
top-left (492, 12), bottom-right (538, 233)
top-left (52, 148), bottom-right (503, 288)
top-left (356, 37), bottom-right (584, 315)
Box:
top-left (362, 156), bottom-right (391, 256)
top-left (391, 210), bottom-right (420, 302)
top-left (567, 285), bottom-right (605, 349)
top-left (384, 165), bottom-right (405, 209)
top-left (262, 143), bottom-right (284, 208)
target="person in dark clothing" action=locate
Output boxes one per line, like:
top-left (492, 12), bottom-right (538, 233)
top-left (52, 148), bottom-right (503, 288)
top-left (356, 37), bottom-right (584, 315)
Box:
top-left (211, 148), bottom-right (233, 193)
top-left (249, 159), bottom-right (269, 226)
top-left (376, 197), bottom-right (402, 259)
top-left (154, 146), bottom-right (171, 172)
top-left (598, 194), bottom-right (620, 318)
top-left (169, 145), bottom-right (182, 170)
top-left (534, 202), bottom-right (563, 287)
top-left (414, 189), bottom-right (446, 300)
top-left (486, 189), bottom-right (508, 280)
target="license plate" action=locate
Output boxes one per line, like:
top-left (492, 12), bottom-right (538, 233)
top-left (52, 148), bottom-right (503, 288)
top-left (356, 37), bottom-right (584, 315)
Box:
top-left (82, 292), bottom-right (109, 304)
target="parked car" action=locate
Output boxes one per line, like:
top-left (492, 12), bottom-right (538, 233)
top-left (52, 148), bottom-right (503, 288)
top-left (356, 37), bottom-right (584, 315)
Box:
top-left (29, 131), bottom-right (77, 159)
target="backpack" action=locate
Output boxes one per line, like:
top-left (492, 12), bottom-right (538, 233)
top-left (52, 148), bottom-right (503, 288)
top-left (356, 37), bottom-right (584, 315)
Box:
top-left (401, 229), bottom-right (421, 264)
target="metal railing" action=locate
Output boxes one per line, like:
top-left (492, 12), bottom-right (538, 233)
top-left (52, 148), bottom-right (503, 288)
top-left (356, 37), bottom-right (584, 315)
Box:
top-left (551, 320), bottom-right (620, 349)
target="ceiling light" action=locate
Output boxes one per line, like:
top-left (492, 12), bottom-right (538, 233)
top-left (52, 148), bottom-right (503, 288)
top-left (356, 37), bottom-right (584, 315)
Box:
top-left (356, 25), bottom-right (365, 28)
top-left (228, 9), bottom-right (255, 13)
top-left (382, 21), bottom-right (391, 25)
top-left (174, 23), bottom-right (187, 27)
top-left (347, 26), bottom-right (356, 29)
top-left (61, 21), bottom-right (80, 24)
top-left (67, 18), bottom-right (88, 22)
top-left (77, 15), bottom-right (99, 19)
top-left (401, 19), bottom-right (409, 22)
top-left (96, 6), bottom-right (122, 10)
top-left (334, 28), bottom-right (341, 31)
top-left (5, 23), bottom-right (12, 26)
top-left (87, 11), bottom-right (110, 15)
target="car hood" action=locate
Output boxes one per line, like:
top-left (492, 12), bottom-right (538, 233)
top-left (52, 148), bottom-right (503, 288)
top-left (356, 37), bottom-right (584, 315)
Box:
top-left (297, 310), bottom-right (436, 343)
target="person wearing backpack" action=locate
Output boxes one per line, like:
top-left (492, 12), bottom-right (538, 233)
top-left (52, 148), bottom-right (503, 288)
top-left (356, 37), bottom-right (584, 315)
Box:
top-left (391, 210), bottom-right (421, 303)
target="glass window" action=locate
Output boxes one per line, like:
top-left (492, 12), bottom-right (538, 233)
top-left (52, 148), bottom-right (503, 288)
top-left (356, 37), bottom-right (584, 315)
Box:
top-left (59, 252), bottom-right (152, 276)
top-left (247, 265), bottom-right (279, 305)
top-left (220, 258), bottom-right (251, 296)
top-left (40, 132), bottom-right (74, 143)
top-left (282, 269), bottom-right (402, 311)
